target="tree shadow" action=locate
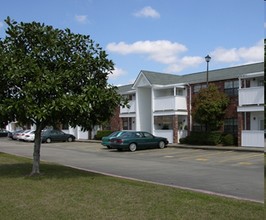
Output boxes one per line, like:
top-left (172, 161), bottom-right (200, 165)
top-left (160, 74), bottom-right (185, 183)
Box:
top-left (0, 162), bottom-right (104, 179)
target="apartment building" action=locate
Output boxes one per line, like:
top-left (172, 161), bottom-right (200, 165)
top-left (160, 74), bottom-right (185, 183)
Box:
top-left (6, 62), bottom-right (264, 147)
top-left (115, 62), bottom-right (264, 147)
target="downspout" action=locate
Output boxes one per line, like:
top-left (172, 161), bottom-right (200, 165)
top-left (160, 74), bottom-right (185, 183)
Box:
top-left (186, 83), bottom-right (192, 134)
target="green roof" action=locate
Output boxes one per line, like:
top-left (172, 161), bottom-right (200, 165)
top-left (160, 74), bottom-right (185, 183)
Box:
top-left (117, 84), bottom-right (134, 93)
top-left (142, 62), bottom-right (263, 85)
top-left (118, 62), bottom-right (263, 93)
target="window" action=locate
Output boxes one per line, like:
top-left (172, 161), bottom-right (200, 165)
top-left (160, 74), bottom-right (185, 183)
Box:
top-left (259, 119), bottom-right (264, 130)
top-left (143, 132), bottom-right (153, 138)
top-left (193, 84), bottom-right (206, 94)
top-left (224, 118), bottom-right (237, 135)
top-left (176, 88), bottom-right (184, 96)
top-left (224, 80), bottom-right (238, 96)
top-left (154, 116), bottom-right (173, 130)
top-left (258, 79), bottom-right (264, 87)
top-left (122, 118), bottom-right (132, 130)
top-left (192, 123), bottom-right (206, 132)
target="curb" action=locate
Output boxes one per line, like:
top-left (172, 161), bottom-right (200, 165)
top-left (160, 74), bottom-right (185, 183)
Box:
top-left (76, 139), bottom-right (264, 153)
top-left (168, 144), bottom-right (264, 153)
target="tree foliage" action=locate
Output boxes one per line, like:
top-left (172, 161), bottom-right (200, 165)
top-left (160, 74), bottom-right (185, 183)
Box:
top-left (0, 17), bottom-right (126, 175)
top-left (192, 84), bottom-right (229, 131)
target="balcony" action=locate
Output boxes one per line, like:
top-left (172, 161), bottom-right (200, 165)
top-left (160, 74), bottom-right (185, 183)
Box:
top-left (238, 87), bottom-right (264, 106)
top-left (154, 96), bottom-right (187, 112)
top-left (120, 100), bottom-right (136, 114)
top-left (241, 130), bottom-right (264, 148)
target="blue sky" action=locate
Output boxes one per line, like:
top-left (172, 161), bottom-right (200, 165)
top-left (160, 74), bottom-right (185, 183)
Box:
top-left (0, 0), bottom-right (264, 85)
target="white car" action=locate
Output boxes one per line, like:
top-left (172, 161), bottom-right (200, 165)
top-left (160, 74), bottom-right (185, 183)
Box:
top-left (23, 130), bottom-right (35, 142)
top-left (17, 130), bottom-right (31, 141)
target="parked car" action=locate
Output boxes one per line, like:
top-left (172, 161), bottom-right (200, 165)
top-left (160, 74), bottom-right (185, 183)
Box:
top-left (9, 130), bottom-right (24, 140)
top-left (41, 129), bottom-right (75, 143)
top-left (23, 130), bottom-right (35, 142)
top-left (101, 131), bottom-right (126, 149)
top-left (16, 130), bottom-right (31, 141)
top-left (0, 129), bottom-right (11, 137)
top-left (109, 131), bottom-right (168, 152)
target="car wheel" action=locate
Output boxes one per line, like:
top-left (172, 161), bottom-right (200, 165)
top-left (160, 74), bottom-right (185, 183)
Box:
top-left (46, 138), bottom-right (52, 143)
top-left (129, 143), bottom-right (137, 152)
top-left (67, 137), bottom-right (73, 142)
top-left (107, 146), bottom-right (111, 149)
top-left (158, 141), bottom-right (165, 149)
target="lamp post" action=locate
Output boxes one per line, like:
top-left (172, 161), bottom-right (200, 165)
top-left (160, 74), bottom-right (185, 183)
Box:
top-left (205, 55), bottom-right (211, 87)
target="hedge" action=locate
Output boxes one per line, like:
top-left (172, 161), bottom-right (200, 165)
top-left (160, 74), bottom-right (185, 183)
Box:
top-left (179, 131), bottom-right (222, 145)
top-left (94, 130), bottom-right (114, 140)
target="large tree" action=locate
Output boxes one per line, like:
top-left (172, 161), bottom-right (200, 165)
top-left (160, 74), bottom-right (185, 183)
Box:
top-left (0, 17), bottom-right (126, 175)
top-left (192, 84), bottom-right (229, 131)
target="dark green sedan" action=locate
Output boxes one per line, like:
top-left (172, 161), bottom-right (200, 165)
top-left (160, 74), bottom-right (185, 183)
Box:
top-left (41, 129), bottom-right (75, 143)
top-left (101, 131), bottom-right (126, 149)
top-left (109, 131), bottom-right (168, 152)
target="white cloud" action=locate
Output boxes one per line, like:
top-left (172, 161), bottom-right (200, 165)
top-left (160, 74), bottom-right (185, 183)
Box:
top-left (211, 39), bottom-right (263, 63)
top-left (109, 67), bottom-right (127, 80)
top-left (107, 40), bottom-right (205, 73)
top-left (0, 21), bottom-right (3, 28)
top-left (107, 40), bottom-right (187, 65)
top-left (134, 6), bottom-right (160, 18)
top-left (75, 15), bottom-right (89, 24)
top-left (165, 56), bottom-right (203, 73)
top-left (107, 39), bottom-right (263, 75)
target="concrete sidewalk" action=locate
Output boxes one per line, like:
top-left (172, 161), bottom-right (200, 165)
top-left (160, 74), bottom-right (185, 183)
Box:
top-left (77, 139), bottom-right (264, 153)
top-left (168, 143), bottom-right (264, 153)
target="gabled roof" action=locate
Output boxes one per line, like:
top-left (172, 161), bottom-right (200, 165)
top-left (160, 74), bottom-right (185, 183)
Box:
top-left (140, 70), bottom-right (181, 85)
top-left (117, 84), bottom-right (134, 94)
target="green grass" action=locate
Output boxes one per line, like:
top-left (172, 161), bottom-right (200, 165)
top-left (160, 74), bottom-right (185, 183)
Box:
top-left (0, 152), bottom-right (264, 220)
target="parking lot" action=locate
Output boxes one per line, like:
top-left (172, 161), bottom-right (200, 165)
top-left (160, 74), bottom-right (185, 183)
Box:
top-left (0, 137), bottom-right (264, 202)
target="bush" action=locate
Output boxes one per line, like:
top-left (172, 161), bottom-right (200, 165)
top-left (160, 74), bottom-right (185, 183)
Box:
top-left (206, 131), bottom-right (222, 145)
top-left (221, 133), bottom-right (235, 146)
top-left (179, 137), bottom-right (188, 144)
top-left (94, 130), bottom-right (114, 140)
top-left (184, 131), bottom-right (222, 145)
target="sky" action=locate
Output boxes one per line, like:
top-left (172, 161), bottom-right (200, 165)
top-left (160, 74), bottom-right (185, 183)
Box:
top-left (0, 0), bottom-right (264, 86)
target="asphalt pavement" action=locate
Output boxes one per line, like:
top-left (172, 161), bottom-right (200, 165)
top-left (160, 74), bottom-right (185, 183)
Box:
top-left (0, 138), bottom-right (264, 203)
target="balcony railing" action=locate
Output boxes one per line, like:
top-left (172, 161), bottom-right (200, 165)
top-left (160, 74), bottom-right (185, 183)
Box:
top-left (120, 100), bottom-right (136, 114)
top-left (241, 130), bottom-right (264, 148)
top-left (238, 87), bottom-right (264, 106)
top-left (154, 96), bottom-right (187, 112)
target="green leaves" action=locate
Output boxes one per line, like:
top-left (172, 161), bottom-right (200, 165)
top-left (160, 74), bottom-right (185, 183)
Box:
top-left (0, 17), bottom-right (126, 130)
top-left (192, 84), bottom-right (229, 131)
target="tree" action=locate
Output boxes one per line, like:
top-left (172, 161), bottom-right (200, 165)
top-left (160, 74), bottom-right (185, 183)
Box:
top-left (0, 17), bottom-right (126, 175)
top-left (192, 84), bottom-right (229, 131)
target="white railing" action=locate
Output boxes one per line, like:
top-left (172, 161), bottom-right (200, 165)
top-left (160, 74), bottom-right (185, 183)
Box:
top-left (241, 130), bottom-right (264, 148)
top-left (238, 87), bottom-right (264, 106)
top-left (154, 130), bottom-right (173, 143)
top-left (120, 100), bottom-right (136, 114)
top-left (154, 96), bottom-right (187, 112)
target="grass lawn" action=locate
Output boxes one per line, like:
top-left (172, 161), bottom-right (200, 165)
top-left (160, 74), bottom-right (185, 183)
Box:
top-left (0, 152), bottom-right (264, 220)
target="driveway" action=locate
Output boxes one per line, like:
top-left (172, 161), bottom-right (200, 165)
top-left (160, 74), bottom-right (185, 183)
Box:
top-left (0, 138), bottom-right (264, 203)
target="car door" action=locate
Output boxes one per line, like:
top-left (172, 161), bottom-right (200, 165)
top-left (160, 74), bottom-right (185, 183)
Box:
top-left (54, 130), bottom-right (66, 141)
top-left (141, 132), bottom-right (157, 148)
top-left (131, 132), bottom-right (145, 148)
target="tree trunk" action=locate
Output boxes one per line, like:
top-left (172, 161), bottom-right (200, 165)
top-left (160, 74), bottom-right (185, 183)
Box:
top-left (30, 123), bottom-right (43, 176)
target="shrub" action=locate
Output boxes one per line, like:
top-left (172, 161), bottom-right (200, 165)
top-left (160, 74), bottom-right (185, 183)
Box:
top-left (94, 130), bottom-right (114, 140)
top-left (179, 137), bottom-right (188, 144)
top-left (184, 131), bottom-right (222, 145)
top-left (206, 131), bottom-right (222, 145)
top-left (221, 133), bottom-right (235, 146)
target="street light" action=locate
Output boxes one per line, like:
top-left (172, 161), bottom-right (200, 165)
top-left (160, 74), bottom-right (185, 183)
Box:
top-left (205, 55), bottom-right (211, 87)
